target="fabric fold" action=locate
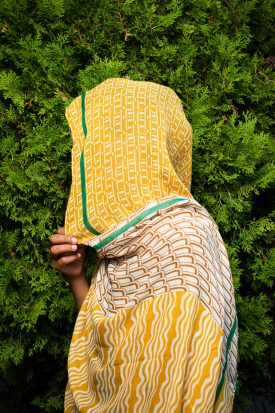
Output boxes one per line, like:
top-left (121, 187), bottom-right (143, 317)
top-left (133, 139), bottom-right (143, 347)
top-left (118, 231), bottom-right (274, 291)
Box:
top-left (65, 196), bottom-right (238, 412)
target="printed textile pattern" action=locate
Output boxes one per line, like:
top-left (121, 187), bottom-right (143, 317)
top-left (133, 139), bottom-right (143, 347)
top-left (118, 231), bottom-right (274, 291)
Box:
top-left (64, 196), bottom-right (238, 413)
top-left (64, 78), bottom-right (192, 245)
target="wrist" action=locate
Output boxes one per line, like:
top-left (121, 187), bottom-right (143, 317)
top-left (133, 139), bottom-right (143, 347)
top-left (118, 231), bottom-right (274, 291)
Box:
top-left (66, 271), bottom-right (87, 285)
top-left (67, 272), bottom-right (90, 312)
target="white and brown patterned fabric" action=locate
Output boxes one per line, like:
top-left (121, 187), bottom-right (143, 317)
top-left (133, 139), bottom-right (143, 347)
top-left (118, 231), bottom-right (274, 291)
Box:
top-left (64, 196), bottom-right (238, 412)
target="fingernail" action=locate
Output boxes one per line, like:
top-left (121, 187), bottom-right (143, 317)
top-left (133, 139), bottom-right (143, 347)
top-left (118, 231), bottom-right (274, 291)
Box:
top-left (72, 245), bottom-right (77, 251)
top-left (77, 253), bottom-right (81, 258)
top-left (72, 237), bottom-right (78, 244)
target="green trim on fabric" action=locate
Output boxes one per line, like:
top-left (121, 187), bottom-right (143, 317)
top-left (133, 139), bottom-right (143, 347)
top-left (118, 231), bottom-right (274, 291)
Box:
top-left (81, 91), bottom-right (87, 138)
top-left (80, 91), bottom-right (101, 236)
top-left (80, 151), bottom-right (101, 236)
top-left (215, 317), bottom-right (237, 403)
top-left (93, 197), bottom-right (188, 250)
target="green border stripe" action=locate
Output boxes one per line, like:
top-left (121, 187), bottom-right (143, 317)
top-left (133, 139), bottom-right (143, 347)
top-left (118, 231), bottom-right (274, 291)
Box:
top-left (93, 197), bottom-right (187, 250)
top-left (215, 317), bottom-right (237, 403)
top-left (81, 91), bottom-right (87, 138)
top-left (80, 151), bottom-right (101, 235)
top-left (80, 91), bottom-right (101, 236)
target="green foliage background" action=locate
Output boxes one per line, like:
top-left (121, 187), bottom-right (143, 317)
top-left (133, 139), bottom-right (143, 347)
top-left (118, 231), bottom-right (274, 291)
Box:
top-left (0, 0), bottom-right (274, 411)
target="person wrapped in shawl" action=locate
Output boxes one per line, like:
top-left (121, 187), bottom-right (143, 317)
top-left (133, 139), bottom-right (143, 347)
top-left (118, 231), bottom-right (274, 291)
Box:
top-left (50, 78), bottom-right (238, 412)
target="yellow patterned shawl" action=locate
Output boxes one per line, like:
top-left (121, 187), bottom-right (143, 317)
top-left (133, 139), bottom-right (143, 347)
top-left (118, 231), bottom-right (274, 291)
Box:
top-left (64, 78), bottom-right (238, 412)
top-left (64, 78), bottom-right (192, 244)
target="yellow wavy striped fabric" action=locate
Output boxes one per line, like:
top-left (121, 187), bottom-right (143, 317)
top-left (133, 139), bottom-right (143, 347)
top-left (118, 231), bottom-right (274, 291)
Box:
top-left (64, 78), bottom-right (238, 412)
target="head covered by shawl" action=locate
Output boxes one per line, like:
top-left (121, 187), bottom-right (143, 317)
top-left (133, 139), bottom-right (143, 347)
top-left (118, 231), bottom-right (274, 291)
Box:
top-left (65, 78), bottom-right (193, 245)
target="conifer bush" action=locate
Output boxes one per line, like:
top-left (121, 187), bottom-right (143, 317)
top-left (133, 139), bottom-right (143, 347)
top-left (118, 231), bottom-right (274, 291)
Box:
top-left (0, 0), bottom-right (274, 411)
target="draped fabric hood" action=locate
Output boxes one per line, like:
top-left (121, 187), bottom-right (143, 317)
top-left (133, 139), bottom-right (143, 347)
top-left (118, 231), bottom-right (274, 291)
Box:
top-left (64, 78), bottom-right (193, 245)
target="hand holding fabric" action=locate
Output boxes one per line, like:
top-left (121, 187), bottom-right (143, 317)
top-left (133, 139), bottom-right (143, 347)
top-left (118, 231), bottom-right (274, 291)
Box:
top-left (50, 227), bottom-right (86, 281)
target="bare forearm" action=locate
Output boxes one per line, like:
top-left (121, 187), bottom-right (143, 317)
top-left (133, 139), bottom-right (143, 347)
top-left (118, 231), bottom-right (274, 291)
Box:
top-left (68, 273), bottom-right (90, 312)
